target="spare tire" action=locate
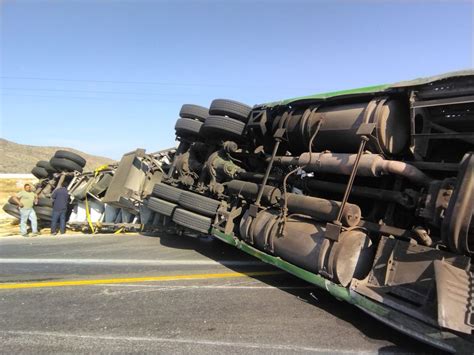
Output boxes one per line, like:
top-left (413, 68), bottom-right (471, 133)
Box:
top-left (37, 197), bottom-right (53, 207)
top-left (178, 191), bottom-right (220, 217)
top-left (179, 104), bottom-right (209, 122)
top-left (209, 99), bottom-right (252, 123)
top-left (54, 150), bottom-right (86, 167)
top-left (31, 166), bottom-right (49, 179)
top-left (50, 157), bottom-right (83, 172)
top-left (152, 183), bottom-right (183, 203)
top-left (36, 161), bottom-right (57, 174)
top-left (175, 118), bottom-right (203, 139)
top-left (34, 206), bottom-right (53, 222)
top-left (3, 203), bottom-right (20, 219)
top-left (200, 116), bottom-right (246, 140)
top-left (172, 208), bottom-right (212, 234)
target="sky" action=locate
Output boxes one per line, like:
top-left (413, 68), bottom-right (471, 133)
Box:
top-left (1, 0), bottom-right (473, 160)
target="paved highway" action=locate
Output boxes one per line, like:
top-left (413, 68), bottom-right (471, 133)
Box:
top-left (0, 233), bottom-right (440, 353)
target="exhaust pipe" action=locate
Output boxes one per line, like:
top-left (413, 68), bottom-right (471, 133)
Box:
top-left (275, 152), bottom-right (432, 186)
top-left (226, 180), bottom-right (361, 226)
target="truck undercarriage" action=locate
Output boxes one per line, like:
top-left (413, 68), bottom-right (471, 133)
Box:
top-left (147, 71), bottom-right (473, 352)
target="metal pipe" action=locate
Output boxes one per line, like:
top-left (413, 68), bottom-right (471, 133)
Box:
top-left (292, 179), bottom-right (415, 208)
top-left (380, 160), bottom-right (433, 186)
top-left (236, 171), bottom-right (280, 183)
top-left (275, 152), bottom-right (432, 186)
top-left (336, 136), bottom-right (368, 223)
top-left (255, 139), bottom-right (281, 206)
top-left (226, 180), bottom-right (281, 205)
top-left (286, 193), bottom-right (361, 227)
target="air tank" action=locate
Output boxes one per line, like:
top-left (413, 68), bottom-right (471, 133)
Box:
top-left (239, 209), bottom-right (374, 286)
top-left (273, 99), bottom-right (410, 156)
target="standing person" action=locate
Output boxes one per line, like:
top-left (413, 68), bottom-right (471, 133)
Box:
top-left (12, 183), bottom-right (38, 237)
top-left (51, 185), bottom-right (70, 235)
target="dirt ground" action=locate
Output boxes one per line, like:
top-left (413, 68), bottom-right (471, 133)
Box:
top-left (0, 178), bottom-right (38, 207)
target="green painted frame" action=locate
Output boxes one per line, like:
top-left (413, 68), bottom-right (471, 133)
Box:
top-left (212, 229), bottom-right (472, 353)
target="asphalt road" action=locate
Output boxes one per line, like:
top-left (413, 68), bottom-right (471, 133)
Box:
top-left (0, 233), bottom-right (442, 354)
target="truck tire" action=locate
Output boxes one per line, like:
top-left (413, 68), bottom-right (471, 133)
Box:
top-left (200, 115), bottom-right (246, 139)
top-left (152, 183), bottom-right (183, 203)
top-left (209, 99), bottom-right (252, 123)
top-left (31, 166), bottom-right (49, 179)
top-left (50, 157), bottom-right (83, 173)
top-left (172, 208), bottom-right (212, 234)
top-left (147, 197), bottom-right (177, 217)
top-left (179, 104), bottom-right (209, 122)
top-left (36, 161), bottom-right (57, 174)
top-left (54, 150), bottom-right (87, 167)
top-left (3, 203), bottom-right (20, 219)
top-left (34, 206), bottom-right (53, 222)
top-left (175, 118), bottom-right (203, 139)
top-left (37, 197), bottom-right (53, 207)
top-left (178, 191), bottom-right (220, 217)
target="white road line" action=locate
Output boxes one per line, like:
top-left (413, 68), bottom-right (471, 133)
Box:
top-left (0, 330), bottom-right (363, 354)
top-left (0, 258), bottom-right (264, 266)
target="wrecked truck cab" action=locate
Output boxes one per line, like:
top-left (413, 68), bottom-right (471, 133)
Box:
top-left (102, 148), bottom-right (172, 212)
top-left (146, 71), bottom-right (473, 352)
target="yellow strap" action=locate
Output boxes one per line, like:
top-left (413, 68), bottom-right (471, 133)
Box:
top-left (84, 195), bottom-right (96, 234)
top-left (114, 227), bottom-right (124, 234)
top-left (94, 164), bottom-right (109, 177)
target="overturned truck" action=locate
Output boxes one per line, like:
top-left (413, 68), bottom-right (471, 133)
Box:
top-left (139, 71), bottom-right (473, 352)
top-left (3, 148), bottom-right (174, 232)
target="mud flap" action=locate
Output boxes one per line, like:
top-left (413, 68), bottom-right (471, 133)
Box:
top-left (434, 259), bottom-right (473, 334)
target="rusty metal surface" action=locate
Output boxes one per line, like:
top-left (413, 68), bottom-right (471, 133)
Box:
top-left (434, 260), bottom-right (473, 333)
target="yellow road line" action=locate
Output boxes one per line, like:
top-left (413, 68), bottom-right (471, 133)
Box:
top-left (0, 271), bottom-right (280, 290)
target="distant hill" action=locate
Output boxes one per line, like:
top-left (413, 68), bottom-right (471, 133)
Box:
top-left (0, 138), bottom-right (115, 173)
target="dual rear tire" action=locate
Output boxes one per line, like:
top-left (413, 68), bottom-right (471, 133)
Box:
top-left (48, 150), bottom-right (86, 173)
top-left (176, 99), bottom-right (251, 142)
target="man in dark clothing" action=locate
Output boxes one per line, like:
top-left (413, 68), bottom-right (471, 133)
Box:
top-left (51, 186), bottom-right (70, 235)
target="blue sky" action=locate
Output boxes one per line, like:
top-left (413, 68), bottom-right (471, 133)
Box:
top-left (1, 0), bottom-right (473, 159)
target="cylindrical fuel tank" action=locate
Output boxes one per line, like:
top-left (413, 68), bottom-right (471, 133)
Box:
top-left (274, 99), bottom-right (409, 156)
top-left (239, 210), bottom-right (374, 286)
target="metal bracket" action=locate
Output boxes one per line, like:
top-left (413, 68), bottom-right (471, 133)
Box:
top-left (356, 122), bottom-right (376, 136)
top-left (335, 134), bottom-right (370, 224)
top-left (249, 204), bottom-right (259, 218)
top-left (274, 127), bottom-right (286, 140)
top-left (325, 222), bottom-right (343, 242)
top-left (246, 110), bottom-right (268, 136)
top-left (254, 128), bottom-right (286, 206)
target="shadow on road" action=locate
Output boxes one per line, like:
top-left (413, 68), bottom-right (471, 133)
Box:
top-left (142, 231), bottom-right (444, 354)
